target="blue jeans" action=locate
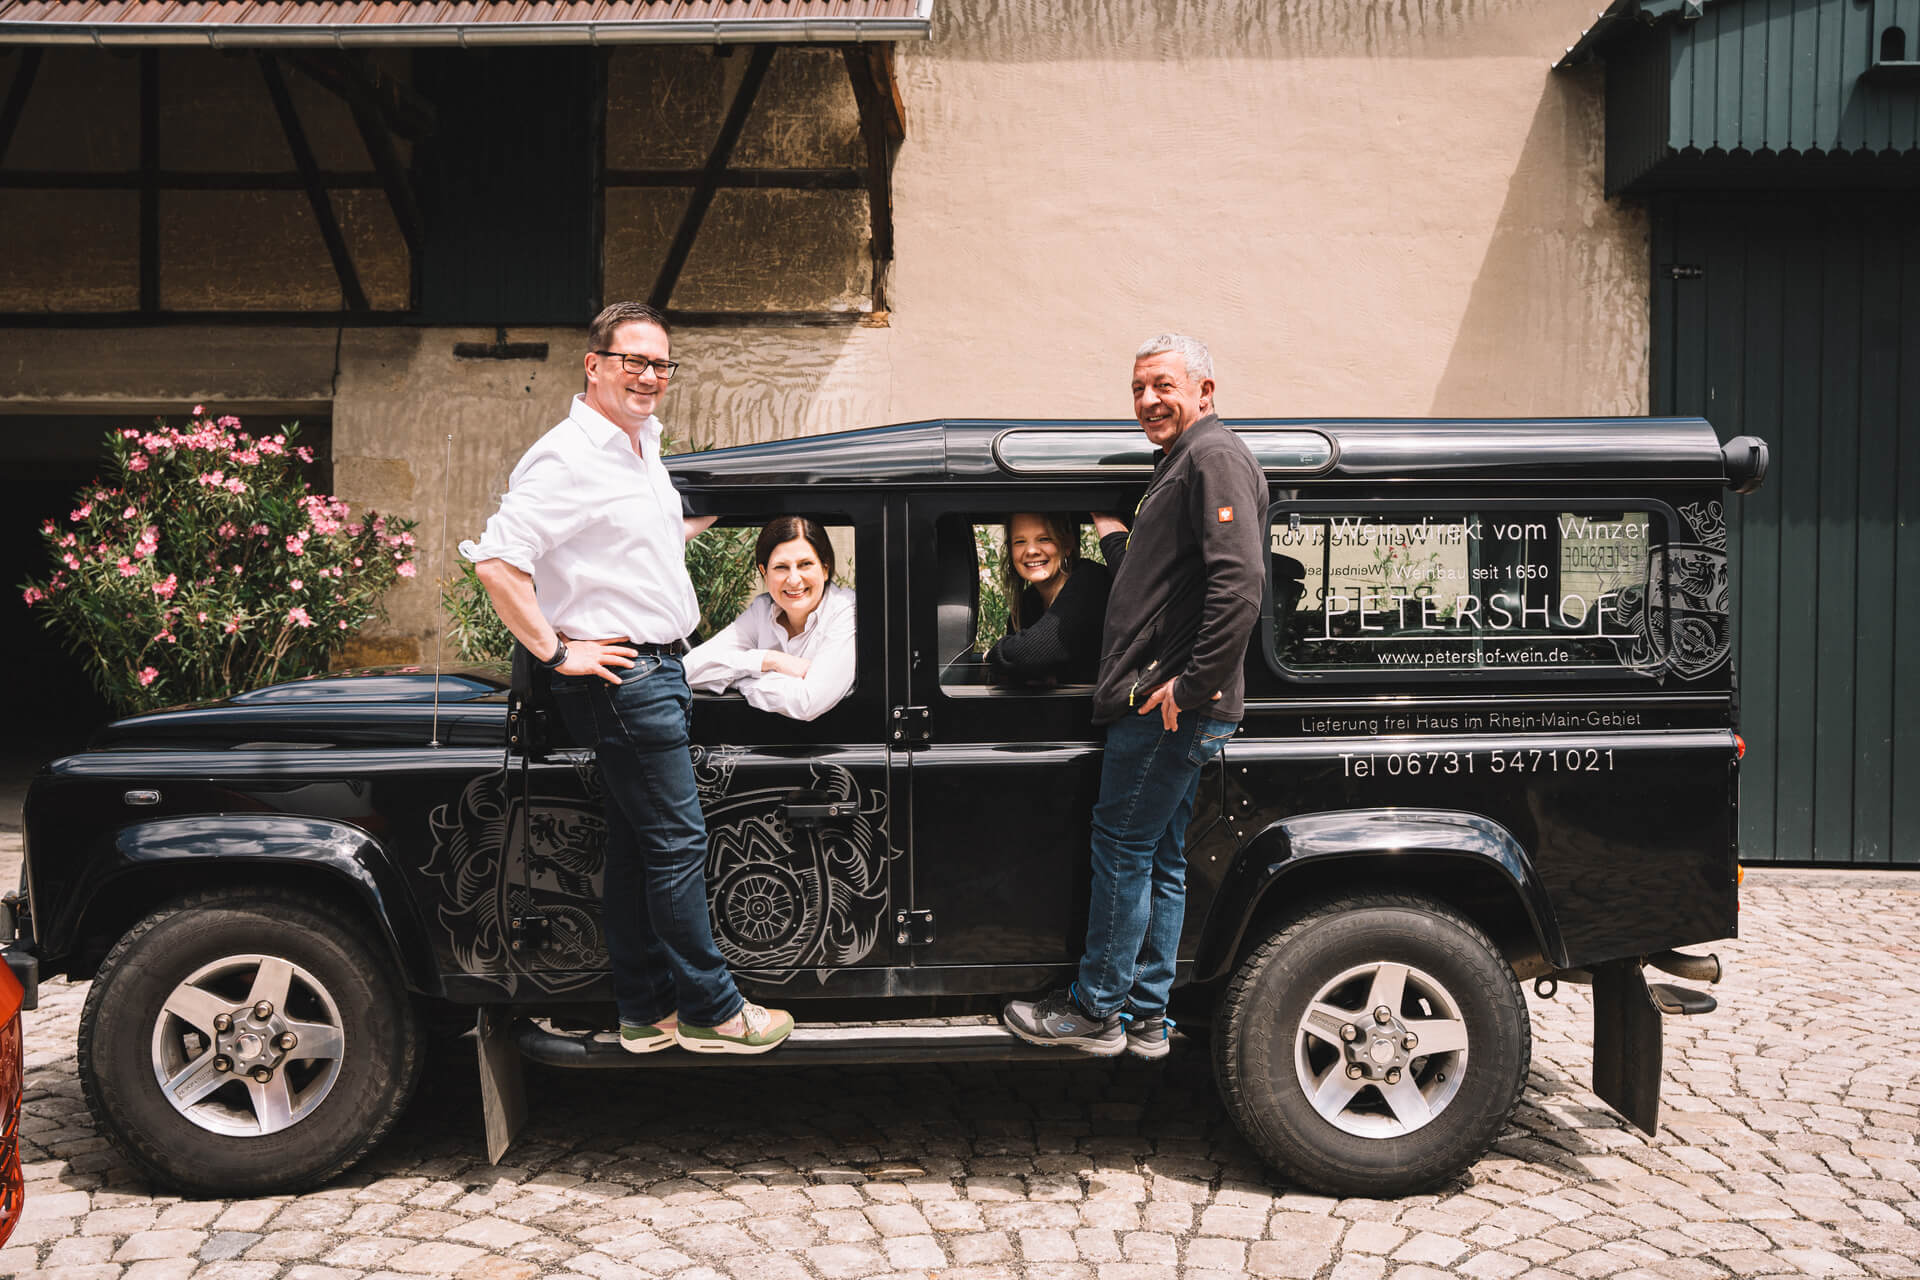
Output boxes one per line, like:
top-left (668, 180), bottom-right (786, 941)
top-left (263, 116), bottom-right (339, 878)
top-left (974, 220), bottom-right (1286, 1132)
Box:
top-left (551, 656), bottom-right (744, 1028)
top-left (1077, 708), bottom-right (1236, 1019)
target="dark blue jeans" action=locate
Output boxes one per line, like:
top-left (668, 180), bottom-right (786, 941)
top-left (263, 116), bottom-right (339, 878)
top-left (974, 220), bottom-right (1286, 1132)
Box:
top-left (551, 655), bottom-right (744, 1028)
top-left (1077, 707), bottom-right (1236, 1019)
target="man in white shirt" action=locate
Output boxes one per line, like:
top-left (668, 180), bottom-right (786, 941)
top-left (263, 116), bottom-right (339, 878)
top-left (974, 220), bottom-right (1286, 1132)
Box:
top-left (461, 301), bottom-right (792, 1055)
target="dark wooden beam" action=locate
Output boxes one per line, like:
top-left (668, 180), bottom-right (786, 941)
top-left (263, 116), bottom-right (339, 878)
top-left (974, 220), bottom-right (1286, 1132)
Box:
top-left (0, 49), bottom-right (43, 170)
top-left (260, 55), bottom-right (369, 313)
top-left (648, 44), bottom-right (775, 313)
top-left (0, 310), bottom-right (417, 328)
top-left (139, 52), bottom-right (159, 314)
top-left (285, 52), bottom-right (436, 142)
top-left (0, 171), bottom-right (384, 190)
top-left (842, 44), bottom-right (900, 310)
top-left (344, 86), bottom-right (423, 258)
top-left (606, 167), bottom-right (865, 191)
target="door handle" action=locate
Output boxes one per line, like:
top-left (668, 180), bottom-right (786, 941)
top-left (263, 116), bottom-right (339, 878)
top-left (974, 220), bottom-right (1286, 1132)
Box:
top-left (783, 796), bottom-right (855, 829)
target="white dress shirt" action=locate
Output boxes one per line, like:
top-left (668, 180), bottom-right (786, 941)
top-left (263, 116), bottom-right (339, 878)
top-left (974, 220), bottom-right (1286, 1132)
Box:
top-left (460, 395), bottom-right (699, 645)
top-left (684, 584), bottom-right (856, 722)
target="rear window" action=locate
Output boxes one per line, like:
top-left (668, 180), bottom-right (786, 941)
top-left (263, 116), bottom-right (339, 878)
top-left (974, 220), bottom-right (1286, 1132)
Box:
top-left (1266, 504), bottom-right (1716, 679)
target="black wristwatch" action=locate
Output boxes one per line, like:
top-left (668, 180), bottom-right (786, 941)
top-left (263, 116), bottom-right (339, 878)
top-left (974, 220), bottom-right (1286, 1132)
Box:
top-left (540, 638), bottom-right (569, 670)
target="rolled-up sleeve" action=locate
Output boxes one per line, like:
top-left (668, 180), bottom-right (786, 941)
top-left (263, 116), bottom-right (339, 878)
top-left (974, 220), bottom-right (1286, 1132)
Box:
top-left (459, 450), bottom-right (587, 574)
top-left (731, 590), bottom-right (857, 722)
top-left (684, 598), bottom-right (774, 691)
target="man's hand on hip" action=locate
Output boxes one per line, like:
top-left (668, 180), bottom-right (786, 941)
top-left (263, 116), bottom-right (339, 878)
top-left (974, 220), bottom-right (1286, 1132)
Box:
top-left (1137, 678), bottom-right (1221, 731)
top-left (560, 640), bottom-right (638, 684)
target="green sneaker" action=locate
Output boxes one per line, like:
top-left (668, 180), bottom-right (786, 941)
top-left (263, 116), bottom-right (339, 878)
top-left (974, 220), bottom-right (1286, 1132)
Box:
top-left (595, 1017), bottom-right (678, 1055)
top-left (676, 1002), bottom-right (793, 1055)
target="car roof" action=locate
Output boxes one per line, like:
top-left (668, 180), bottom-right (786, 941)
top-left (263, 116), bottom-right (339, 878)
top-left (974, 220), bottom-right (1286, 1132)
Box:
top-left (664, 417), bottom-right (1733, 488)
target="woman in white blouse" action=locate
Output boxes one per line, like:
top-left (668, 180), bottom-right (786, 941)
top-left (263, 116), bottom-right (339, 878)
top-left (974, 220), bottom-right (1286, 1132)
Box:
top-left (684, 517), bottom-right (856, 722)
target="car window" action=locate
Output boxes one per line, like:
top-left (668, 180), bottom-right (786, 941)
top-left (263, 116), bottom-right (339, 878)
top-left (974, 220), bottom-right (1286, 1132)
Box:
top-left (936, 515), bottom-right (1105, 695)
top-left (691, 521), bottom-right (856, 642)
top-left (1267, 505), bottom-right (1684, 679)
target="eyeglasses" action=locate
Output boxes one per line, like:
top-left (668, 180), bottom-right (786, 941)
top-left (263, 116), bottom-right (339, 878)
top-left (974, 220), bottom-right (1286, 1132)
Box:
top-left (595, 351), bottom-right (680, 379)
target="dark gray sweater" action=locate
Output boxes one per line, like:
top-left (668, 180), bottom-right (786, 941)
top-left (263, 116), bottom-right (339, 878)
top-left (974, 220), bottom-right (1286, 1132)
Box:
top-left (1091, 415), bottom-right (1267, 725)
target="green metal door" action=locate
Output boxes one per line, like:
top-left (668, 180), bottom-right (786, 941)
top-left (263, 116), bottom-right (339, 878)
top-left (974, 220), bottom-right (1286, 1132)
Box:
top-left (1653, 195), bottom-right (1920, 864)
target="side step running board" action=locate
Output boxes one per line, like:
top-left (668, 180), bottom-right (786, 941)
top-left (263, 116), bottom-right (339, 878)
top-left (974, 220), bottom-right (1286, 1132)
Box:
top-left (517, 1018), bottom-right (1122, 1068)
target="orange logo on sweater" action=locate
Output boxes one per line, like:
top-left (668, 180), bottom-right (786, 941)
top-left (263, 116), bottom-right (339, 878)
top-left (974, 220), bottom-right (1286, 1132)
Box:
top-left (1217, 506), bottom-right (1234, 523)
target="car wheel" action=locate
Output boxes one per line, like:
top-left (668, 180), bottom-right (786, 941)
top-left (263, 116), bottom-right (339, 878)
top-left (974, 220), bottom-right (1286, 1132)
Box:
top-left (77, 887), bottom-right (424, 1196)
top-left (1213, 892), bottom-right (1530, 1197)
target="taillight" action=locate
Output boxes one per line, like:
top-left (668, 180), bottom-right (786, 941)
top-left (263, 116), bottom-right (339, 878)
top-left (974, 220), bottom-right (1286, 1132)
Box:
top-left (1733, 734), bottom-right (1746, 760)
top-left (0, 965), bottom-right (23, 1248)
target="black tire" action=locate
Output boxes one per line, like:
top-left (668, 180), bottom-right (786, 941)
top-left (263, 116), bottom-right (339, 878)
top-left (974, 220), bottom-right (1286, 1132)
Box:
top-left (77, 887), bottom-right (425, 1196)
top-left (1213, 892), bottom-right (1530, 1197)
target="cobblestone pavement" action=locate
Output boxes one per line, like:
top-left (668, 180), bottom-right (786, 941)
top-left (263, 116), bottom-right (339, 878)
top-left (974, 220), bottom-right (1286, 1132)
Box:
top-left (4, 864), bottom-right (1919, 1280)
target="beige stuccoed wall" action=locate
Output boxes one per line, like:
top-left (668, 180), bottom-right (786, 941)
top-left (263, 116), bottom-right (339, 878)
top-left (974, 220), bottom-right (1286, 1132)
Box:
top-left (0, 0), bottom-right (1648, 664)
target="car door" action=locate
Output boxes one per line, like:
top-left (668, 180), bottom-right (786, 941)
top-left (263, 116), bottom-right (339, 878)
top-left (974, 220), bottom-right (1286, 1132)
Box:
top-left (451, 500), bottom-right (899, 1003)
top-left (898, 489), bottom-right (1158, 992)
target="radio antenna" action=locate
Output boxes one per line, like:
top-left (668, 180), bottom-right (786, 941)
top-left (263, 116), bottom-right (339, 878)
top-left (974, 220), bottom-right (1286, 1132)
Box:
top-left (429, 432), bottom-right (452, 748)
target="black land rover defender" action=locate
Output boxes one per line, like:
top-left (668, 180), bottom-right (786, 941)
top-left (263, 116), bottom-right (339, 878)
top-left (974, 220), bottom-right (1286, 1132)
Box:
top-left (6, 416), bottom-right (1768, 1199)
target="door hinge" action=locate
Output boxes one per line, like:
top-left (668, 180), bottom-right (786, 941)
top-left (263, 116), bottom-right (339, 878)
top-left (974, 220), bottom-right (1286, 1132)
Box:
top-left (894, 909), bottom-right (935, 946)
top-left (890, 705), bottom-right (930, 747)
top-left (508, 915), bottom-right (553, 953)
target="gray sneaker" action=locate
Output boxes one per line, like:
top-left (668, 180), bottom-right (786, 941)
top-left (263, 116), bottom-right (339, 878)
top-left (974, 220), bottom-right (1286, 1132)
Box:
top-left (1124, 1013), bottom-right (1174, 1060)
top-left (1002, 986), bottom-right (1124, 1056)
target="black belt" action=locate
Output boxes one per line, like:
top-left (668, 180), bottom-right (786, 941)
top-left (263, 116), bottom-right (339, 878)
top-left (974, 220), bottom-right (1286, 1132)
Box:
top-left (629, 639), bottom-right (688, 656)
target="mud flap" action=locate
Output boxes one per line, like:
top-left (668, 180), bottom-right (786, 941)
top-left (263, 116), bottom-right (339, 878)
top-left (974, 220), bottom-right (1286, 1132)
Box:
top-left (1591, 958), bottom-right (1662, 1135)
top-left (476, 1006), bottom-right (527, 1164)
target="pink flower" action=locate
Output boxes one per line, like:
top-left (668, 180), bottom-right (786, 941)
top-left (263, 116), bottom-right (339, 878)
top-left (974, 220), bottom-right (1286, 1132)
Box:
top-left (396, 561), bottom-right (416, 578)
top-left (224, 618), bottom-right (240, 634)
top-left (288, 606), bottom-right (314, 628)
top-left (127, 454), bottom-right (150, 472)
top-left (192, 404), bottom-right (205, 416)
top-left (290, 579), bottom-right (304, 591)
top-left (197, 611), bottom-right (209, 622)
top-left (217, 523), bottom-right (238, 540)
top-left (337, 620), bottom-right (348, 630)
top-left (295, 446), bottom-right (315, 463)
top-left (198, 471), bottom-right (225, 488)
top-left (58, 533), bottom-right (76, 547)
top-left (351, 557), bottom-right (363, 567)
top-left (21, 587), bottom-right (44, 606)
top-left (70, 503), bottom-right (92, 521)
top-left (120, 505), bottom-right (136, 519)
top-left (153, 630), bottom-right (176, 644)
top-left (225, 478), bottom-right (247, 494)
top-left (137, 667), bottom-right (158, 687)
top-left (286, 535), bottom-right (306, 555)
top-left (120, 428), bottom-right (140, 439)
top-left (251, 524), bottom-right (269, 537)
top-left (152, 574), bottom-right (178, 599)
top-left (116, 557), bottom-right (137, 577)
top-left (62, 553), bottom-right (80, 570)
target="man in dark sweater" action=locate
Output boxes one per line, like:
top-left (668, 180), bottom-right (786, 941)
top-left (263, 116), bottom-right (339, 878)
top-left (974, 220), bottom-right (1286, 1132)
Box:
top-left (1003, 333), bottom-right (1267, 1059)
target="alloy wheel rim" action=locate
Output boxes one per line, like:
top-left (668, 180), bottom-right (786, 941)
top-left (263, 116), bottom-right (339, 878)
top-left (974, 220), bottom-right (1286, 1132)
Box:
top-left (149, 953), bottom-right (346, 1137)
top-left (1292, 960), bottom-right (1470, 1138)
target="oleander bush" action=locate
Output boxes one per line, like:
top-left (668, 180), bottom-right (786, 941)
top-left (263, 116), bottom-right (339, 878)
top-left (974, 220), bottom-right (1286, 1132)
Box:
top-left (20, 409), bottom-right (417, 714)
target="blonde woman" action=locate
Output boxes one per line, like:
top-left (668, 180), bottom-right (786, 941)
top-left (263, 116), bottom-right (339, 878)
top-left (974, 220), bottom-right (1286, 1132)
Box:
top-left (986, 512), bottom-right (1110, 684)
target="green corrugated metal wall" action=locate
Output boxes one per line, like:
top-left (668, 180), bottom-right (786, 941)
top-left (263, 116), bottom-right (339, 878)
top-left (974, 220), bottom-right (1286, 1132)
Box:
top-left (1599, 0), bottom-right (1920, 194)
top-left (1653, 195), bottom-right (1920, 863)
top-left (1667, 0), bottom-right (1920, 155)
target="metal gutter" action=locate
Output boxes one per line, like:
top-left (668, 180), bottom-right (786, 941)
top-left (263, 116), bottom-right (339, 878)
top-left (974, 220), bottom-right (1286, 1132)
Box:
top-left (0, 2), bottom-right (934, 47)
